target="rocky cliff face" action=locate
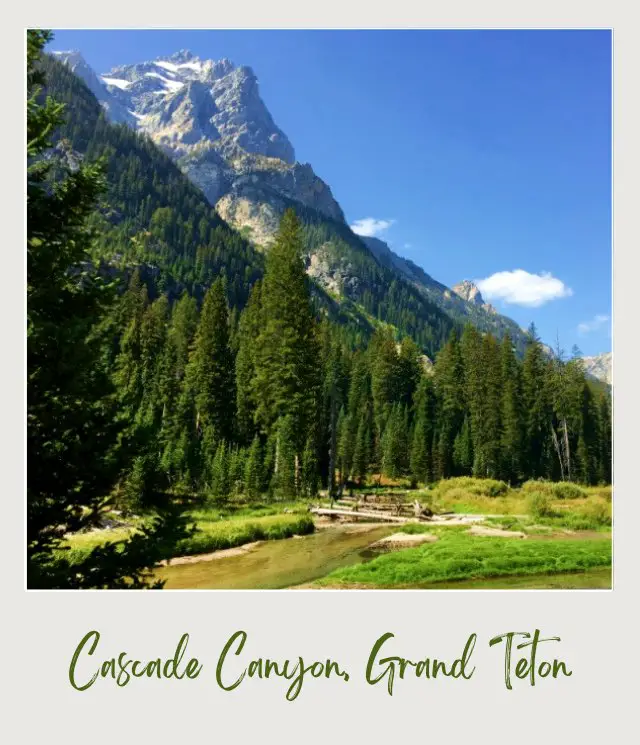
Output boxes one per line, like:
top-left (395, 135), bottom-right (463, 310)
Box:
top-left (452, 280), bottom-right (483, 305)
top-left (452, 280), bottom-right (498, 314)
top-left (582, 352), bottom-right (612, 384)
top-left (52, 49), bottom-right (344, 245)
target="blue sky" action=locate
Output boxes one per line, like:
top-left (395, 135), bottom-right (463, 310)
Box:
top-left (49, 30), bottom-right (612, 356)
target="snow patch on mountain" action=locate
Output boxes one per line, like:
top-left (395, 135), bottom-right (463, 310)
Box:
top-left (101, 77), bottom-right (131, 90)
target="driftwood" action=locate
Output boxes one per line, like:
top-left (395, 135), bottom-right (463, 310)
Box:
top-left (413, 500), bottom-right (434, 518)
top-left (311, 507), bottom-right (427, 524)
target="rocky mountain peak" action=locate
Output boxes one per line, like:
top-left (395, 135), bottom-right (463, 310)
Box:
top-left (98, 53), bottom-right (295, 164)
top-left (168, 49), bottom-right (196, 63)
top-left (452, 280), bottom-right (484, 305)
top-left (54, 49), bottom-right (345, 245)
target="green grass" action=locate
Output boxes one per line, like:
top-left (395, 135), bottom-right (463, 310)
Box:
top-left (174, 513), bottom-right (314, 557)
top-left (62, 509), bottom-right (315, 564)
top-left (316, 529), bottom-right (611, 587)
top-left (521, 480), bottom-right (587, 500)
top-left (433, 476), bottom-right (510, 498)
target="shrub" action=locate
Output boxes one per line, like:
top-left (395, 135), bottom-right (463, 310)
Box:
top-left (552, 482), bottom-right (587, 500)
top-left (527, 491), bottom-right (555, 519)
top-left (434, 477), bottom-right (509, 498)
top-left (521, 480), bottom-right (586, 500)
top-left (578, 500), bottom-right (612, 527)
top-left (588, 486), bottom-right (612, 502)
top-left (440, 487), bottom-right (475, 503)
top-left (480, 479), bottom-right (510, 497)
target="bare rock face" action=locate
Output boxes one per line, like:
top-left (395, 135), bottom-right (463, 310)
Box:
top-left (581, 352), bottom-right (612, 385)
top-left (452, 279), bottom-right (485, 305)
top-left (53, 49), bottom-right (344, 246)
top-left (453, 280), bottom-right (499, 316)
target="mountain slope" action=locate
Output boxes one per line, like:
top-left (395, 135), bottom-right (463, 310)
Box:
top-left (42, 54), bottom-right (458, 356)
top-left (361, 236), bottom-right (532, 354)
top-left (51, 47), bottom-right (537, 357)
top-left (52, 49), bottom-right (344, 246)
top-left (582, 352), bottom-right (612, 384)
top-left (41, 53), bottom-right (264, 307)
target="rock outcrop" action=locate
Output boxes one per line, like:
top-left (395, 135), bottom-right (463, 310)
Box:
top-left (53, 49), bottom-right (343, 246)
top-left (581, 352), bottom-right (612, 384)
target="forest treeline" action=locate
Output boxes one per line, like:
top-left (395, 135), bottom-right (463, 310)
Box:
top-left (108, 211), bottom-right (611, 510)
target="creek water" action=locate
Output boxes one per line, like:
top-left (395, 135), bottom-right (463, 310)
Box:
top-left (156, 523), bottom-right (611, 590)
top-left (156, 524), bottom-right (395, 590)
top-left (410, 566), bottom-right (611, 590)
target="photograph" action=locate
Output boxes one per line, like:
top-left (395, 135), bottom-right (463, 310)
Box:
top-left (27, 28), bottom-right (612, 590)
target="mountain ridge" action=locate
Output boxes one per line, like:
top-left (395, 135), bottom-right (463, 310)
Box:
top-left (52, 47), bottom-right (544, 356)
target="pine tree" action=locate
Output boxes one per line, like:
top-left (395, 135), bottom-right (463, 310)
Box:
top-left (597, 391), bottom-right (612, 484)
top-left (228, 446), bottom-right (246, 497)
top-left (477, 334), bottom-right (502, 477)
top-left (210, 440), bottom-right (230, 501)
top-left (253, 209), bottom-right (321, 478)
top-left (158, 292), bottom-right (199, 484)
top-left (187, 278), bottom-right (236, 444)
top-left (433, 330), bottom-right (465, 478)
top-left (336, 406), bottom-right (349, 485)
top-left (500, 334), bottom-right (524, 484)
top-left (324, 341), bottom-right (347, 497)
top-left (577, 382), bottom-right (601, 485)
top-left (521, 325), bottom-right (552, 479)
top-left (548, 344), bottom-right (585, 481)
top-left (410, 374), bottom-right (435, 484)
top-left (453, 416), bottom-right (473, 474)
top-left (352, 410), bottom-right (372, 486)
top-left (301, 436), bottom-right (320, 498)
top-left (235, 281), bottom-right (262, 443)
top-left (27, 30), bottom-right (189, 588)
top-left (396, 336), bottom-right (422, 409)
top-left (272, 415), bottom-right (298, 499)
top-left (244, 435), bottom-right (264, 501)
top-left (382, 404), bottom-right (408, 479)
top-left (370, 328), bottom-right (401, 439)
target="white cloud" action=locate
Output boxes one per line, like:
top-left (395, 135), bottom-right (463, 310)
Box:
top-left (578, 314), bottom-right (610, 335)
top-left (476, 269), bottom-right (573, 308)
top-left (350, 217), bottom-right (395, 238)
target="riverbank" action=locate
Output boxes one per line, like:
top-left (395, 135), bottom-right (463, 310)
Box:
top-left (62, 507), bottom-right (315, 566)
top-left (314, 527), bottom-right (611, 588)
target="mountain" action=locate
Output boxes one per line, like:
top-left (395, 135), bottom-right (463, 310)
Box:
top-left (52, 49), bottom-right (344, 247)
top-left (582, 352), bottom-right (612, 385)
top-left (361, 237), bottom-right (531, 353)
top-left (51, 48), bottom-right (536, 356)
top-left (42, 53), bottom-right (459, 357)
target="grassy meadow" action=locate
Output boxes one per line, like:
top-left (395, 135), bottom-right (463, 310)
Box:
top-left (61, 475), bottom-right (612, 588)
top-left (316, 528), bottom-right (611, 588)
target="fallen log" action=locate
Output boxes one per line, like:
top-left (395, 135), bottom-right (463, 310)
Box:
top-left (311, 507), bottom-right (425, 523)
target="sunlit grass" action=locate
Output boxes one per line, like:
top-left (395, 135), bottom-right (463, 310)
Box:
top-left (317, 529), bottom-right (611, 588)
top-left (62, 507), bottom-right (314, 564)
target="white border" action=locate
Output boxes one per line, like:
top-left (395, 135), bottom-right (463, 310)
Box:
top-left (4, 4), bottom-right (638, 742)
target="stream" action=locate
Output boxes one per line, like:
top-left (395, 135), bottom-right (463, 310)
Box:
top-left (155, 524), bottom-right (394, 589)
top-left (155, 523), bottom-right (611, 590)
